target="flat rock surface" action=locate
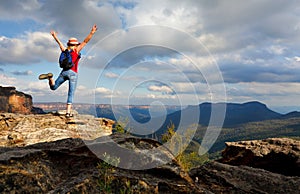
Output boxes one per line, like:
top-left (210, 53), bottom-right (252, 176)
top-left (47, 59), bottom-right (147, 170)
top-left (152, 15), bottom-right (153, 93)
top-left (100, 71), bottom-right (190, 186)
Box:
top-left (0, 113), bottom-right (111, 147)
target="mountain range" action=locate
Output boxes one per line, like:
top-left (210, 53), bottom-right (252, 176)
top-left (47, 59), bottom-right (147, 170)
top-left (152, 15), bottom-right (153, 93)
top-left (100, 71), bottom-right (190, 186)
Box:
top-left (35, 101), bottom-right (299, 128)
top-left (164, 101), bottom-right (284, 128)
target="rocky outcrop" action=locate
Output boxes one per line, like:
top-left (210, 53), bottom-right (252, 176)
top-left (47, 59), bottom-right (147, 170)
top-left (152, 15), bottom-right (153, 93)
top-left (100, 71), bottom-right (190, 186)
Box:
top-left (219, 138), bottom-right (300, 176)
top-left (189, 161), bottom-right (300, 194)
top-left (1, 134), bottom-right (299, 194)
top-left (0, 112), bottom-right (112, 147)
top-left (0, 86), bottom-right (42, 114)
top-left (0, 134), bottom-right (207, 193)
top-left (189, 138), bottom-right (300, 193)
top-left (1, 112), bottom-right (300, 193)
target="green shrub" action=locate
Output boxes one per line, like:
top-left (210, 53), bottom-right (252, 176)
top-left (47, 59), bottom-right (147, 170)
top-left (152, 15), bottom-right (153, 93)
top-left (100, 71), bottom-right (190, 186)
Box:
top-left (161, 122), bottom-right (209, 171)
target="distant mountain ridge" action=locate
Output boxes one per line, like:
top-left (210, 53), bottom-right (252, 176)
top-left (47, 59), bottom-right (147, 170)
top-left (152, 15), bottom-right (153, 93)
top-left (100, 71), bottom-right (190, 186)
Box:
top-left (35, 101), bottom-right (300, 128)
top-left (134, 101), bottom-right (284, 131)
top-left (34, 102), bottom-right (182, 121)
top-left (199, 101), bottom-right (282, 127)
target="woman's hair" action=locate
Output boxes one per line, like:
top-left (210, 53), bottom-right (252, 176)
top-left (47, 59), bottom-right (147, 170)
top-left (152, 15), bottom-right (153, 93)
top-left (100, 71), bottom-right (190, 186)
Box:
top-left (67, 45), bottom-right (77, 50)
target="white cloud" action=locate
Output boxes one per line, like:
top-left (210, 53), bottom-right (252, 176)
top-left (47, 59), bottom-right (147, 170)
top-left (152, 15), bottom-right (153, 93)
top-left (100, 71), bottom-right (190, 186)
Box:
top-left (120, 0), bottom-right (203, 33)
top-left (146, 93), bottom-right (176, 100)
top-left (86, 55), bottom-right (96, 60)
top-left (0, 74), bottom-right (17, 86)
top-left (11, 70), bottom-right (33, 76)
top-left (38, 0), bottom-right (122, 40)
top-left (226, 82), bottom-right (300, 105)
top-left (94, 87), bottom-right (112, 95)
top-left (251, 82), bottom-right (300, 95)
top-left (0, 0), bottom-right (41, 20)
top-left (294, 56), bottom-right (300, 62)
top-left (25, 81), bottom-right (68, 103)
top-left (267, 45), bottom-right (286, 55)
top-left (0, 33), bottom-right (58, 65)
top-left (105, 72), bottom-right (119, 78)
top-left (148, 85), bottom-right (173, 94)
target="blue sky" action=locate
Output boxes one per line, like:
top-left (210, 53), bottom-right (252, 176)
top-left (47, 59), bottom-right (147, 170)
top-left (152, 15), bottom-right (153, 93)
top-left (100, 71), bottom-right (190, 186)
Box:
top-left (1, 0), bottom-right (300, 113)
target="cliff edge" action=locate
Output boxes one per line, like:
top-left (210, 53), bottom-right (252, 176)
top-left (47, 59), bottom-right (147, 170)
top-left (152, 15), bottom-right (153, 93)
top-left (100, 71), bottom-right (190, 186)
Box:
top-left (0, 112), bottom-right (113, 147)
top-left (0, 113), bottom-right (299, 193)
top-left (0, 86), bottom-right (43, 114)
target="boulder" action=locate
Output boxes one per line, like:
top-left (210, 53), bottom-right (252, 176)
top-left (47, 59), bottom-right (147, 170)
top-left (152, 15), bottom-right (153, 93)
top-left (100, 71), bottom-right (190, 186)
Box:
top-left (219, 138), bottom-right (300, 176)
top-left (189, 161), bottom-right (300, 194)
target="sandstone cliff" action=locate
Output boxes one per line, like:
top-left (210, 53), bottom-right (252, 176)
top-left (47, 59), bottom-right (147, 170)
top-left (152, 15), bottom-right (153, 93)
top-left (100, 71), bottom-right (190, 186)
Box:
top-left (0, 86), bottom-right (43, 114)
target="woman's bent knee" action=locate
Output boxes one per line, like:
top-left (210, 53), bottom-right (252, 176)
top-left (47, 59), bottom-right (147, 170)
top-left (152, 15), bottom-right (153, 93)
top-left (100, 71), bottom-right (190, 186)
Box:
top-left (50, 85), bottom-right (56, 90)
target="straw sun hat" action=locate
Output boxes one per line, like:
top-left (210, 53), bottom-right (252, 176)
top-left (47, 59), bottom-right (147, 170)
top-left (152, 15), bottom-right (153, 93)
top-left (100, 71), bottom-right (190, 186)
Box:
top-left (67, 37), bottom-right (80, 46)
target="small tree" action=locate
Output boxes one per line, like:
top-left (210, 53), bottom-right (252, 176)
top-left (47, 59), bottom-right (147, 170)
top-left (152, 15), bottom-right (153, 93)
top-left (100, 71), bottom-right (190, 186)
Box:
top-left (113, 117), bottom-right (131, 134)
top-left (97, 152), bottom-right (120, 193)
top-left (161, 122), bottom-right (209, 171)
top-left (161, 121), bottom-right (176, 143)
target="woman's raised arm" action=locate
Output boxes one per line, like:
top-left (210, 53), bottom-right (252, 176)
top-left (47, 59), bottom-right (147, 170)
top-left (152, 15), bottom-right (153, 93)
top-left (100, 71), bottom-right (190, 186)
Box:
top-left (50, 30), bottom-right (66, 51)
top-left (77, 24), bottom-right (98, 52)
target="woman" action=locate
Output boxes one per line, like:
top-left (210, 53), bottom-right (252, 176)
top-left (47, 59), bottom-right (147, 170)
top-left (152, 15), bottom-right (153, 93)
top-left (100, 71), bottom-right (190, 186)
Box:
top-left (39, 24), bottom-right (98, 118)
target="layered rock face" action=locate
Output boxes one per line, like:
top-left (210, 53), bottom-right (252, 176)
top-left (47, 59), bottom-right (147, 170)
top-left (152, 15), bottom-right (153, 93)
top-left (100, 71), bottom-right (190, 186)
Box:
top-left (0, 134), bottom-right (207, 194)
top-left (1, 131), bottom-right (299, 193)
top-left (219, 138), bottom-right (300, 176)
top-left (189, 138), bottom-right (300, 193)
top-left (189, 161), bottom-right (300, 194)
top-left (0, 86), bottom-right (35, 114)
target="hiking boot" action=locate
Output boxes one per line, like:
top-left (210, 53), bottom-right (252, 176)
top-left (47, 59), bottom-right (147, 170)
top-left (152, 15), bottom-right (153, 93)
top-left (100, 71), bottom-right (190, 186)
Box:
top-left (38, 73), bottom-right (53, 80)
top-left (65, 113), bottom-right (73, 118)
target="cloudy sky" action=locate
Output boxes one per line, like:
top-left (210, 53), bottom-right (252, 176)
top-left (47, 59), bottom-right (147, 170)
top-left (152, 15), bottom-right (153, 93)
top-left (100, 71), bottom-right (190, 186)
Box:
top-left (1, 0), bottom-right (300, 113)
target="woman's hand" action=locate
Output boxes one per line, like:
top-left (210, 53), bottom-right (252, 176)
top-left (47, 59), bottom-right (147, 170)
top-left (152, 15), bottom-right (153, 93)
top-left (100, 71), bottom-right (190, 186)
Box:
top-left (50, 30), bottom-right (58, 38)
top-left (91, 24), bottom-right (98, 34)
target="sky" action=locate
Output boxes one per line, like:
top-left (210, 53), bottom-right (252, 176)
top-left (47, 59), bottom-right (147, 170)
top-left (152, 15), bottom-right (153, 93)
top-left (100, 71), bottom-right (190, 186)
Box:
top-left (1, 0), bottom-right (300, 113)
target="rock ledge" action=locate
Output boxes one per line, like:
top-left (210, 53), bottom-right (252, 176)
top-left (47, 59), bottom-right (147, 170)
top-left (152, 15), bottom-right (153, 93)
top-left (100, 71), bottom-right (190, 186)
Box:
top-left (220, 138), bottom-right (300, 176)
